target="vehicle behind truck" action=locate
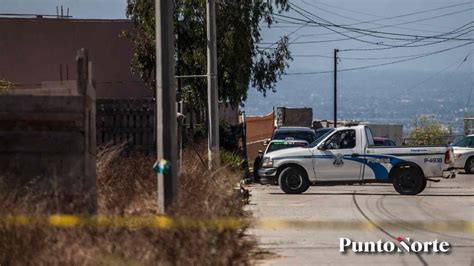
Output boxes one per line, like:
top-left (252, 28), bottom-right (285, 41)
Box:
top-left (259, 125), bottom-right (456, 195)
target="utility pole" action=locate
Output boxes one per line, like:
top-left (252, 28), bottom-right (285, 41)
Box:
top-left (207, 0), bottom-right (220, 170)
top-left (155, 0), bottom-right (177, 213)
top-left (333, 49), bottom-right (339, 128)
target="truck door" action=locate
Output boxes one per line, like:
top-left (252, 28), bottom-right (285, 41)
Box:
top-left (313, 129), bottom-right (363, 181)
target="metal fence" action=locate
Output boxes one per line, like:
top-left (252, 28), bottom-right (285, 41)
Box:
top-left (96, 98), bottom-right (155, 152)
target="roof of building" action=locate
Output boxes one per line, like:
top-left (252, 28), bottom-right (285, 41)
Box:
top-left (0, 17), bottom-right (131, 23)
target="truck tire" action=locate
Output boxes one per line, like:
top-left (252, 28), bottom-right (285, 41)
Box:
top-left (464, 157), bottom-right (474, 174)
top-left (392, 167), bottom-right (424, 195)
top-left (278, 166), bottom-right (310, 194)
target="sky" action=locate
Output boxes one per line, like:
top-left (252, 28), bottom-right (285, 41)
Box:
top-left (261, 0), bottom-right (473, 73)
top-left (1, 0), bottom-right (471, 73)
top-left (1, 0), bottom-right (473, 122)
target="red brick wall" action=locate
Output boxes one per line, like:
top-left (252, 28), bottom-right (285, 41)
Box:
top-left (0, 18), bottom-right (152, 99)
top-left (246, 112), bottom-right (274, 162)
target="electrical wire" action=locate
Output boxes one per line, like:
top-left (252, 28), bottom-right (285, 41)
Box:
top-left (291, 50), bottom-right (469, 61)
top-left (403, 53), bottom-right (471, 92)
top-left (258, 22), bottom-right (309, 51)
top-left (292, 3), bottom-right (474, 41)
top-left (306, 0), bottom-right (465, 30)
top-left (273, 1), bottom-right (473, 36)
top-left (335, 1), bottom-right (472, 27)
top-left (284, 4), bottom-right (474, 52)
top-left (261, 25), bottom-right (474, 46)
top-left (285, 41), bottom-right (474, 75)
top-left (273, 10), bottom-right (474, 41)
top-left (300, 0), bottom-right (448, 34)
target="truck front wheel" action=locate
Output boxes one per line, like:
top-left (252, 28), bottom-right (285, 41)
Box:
top-left (392, 167), bottom-right (425, 195)
top-left (278, 166), bottom-right (310, 194)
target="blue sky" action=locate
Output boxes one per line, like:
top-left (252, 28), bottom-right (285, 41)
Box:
top-left (1, 0), bottom-right (471, 73)
top-left (2, 0), bottom-right (472, 124)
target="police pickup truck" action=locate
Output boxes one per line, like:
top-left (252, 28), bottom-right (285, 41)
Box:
top-left (258, 125), bottom-right (456, 195)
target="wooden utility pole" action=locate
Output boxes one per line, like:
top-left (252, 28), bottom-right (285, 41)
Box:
top-left (333, 49), bottom-right (338, 128)
top-left (156, 0), bottom-right (178, 213)
top-left (207, 0), bottom-right (220, 170)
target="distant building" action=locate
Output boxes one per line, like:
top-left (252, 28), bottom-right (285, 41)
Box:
top-left (0, 17), bottom-right (151, 98)
top-left (275, 106), bottom-right (313, 128)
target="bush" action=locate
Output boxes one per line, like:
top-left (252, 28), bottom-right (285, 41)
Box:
top-left (0, 145), bottom-right (255, 265)
top-left (220, 150), bottom-right (245, 171)
top-left (407, 115), bottom-right (450, 146)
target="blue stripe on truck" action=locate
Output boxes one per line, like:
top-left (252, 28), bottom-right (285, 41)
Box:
top-left (272, 154), bottom-right (405, 180)
top-left (314, 154), bottom-right (405, 180)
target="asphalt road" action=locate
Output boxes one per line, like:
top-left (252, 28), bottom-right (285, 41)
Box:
top-left (247, 174), bottom-right (474, 265)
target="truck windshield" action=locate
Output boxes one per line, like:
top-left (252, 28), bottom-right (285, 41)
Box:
top-left (267, 141), bottom-right (308, 153)
top-left (308, 129), bottom-right (334, 148)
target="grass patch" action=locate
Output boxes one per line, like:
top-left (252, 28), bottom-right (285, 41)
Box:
top-left (0, 144), bottom-right (255, 265)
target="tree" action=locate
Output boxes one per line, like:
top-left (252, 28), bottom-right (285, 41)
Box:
top-left (407, 115), bottom-right (450, 145)
top-left (125, 0), bottom-right (292, 109)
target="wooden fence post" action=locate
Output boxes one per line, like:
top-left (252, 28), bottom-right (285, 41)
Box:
top-left (77, 48), bottom-right (97, 213)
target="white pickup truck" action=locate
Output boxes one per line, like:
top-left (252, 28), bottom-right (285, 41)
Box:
top-left (258, 125), bottom-right (456, 195)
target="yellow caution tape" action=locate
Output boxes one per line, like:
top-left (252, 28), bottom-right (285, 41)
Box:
top-left (0, 215), bottom-right (472, 232)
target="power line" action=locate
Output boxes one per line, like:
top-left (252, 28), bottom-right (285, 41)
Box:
top-left (278, 1), bottom-right (473, 37)
top-left (286, 4), bottom-right (474, 52)
top-left (261, 25), bottom-right (474, 46)
top-left (273, 10), bottom-right (474, 41)
top-left (261, 23), bottom-right (474, 45)
top-left (306, 0), bottom-right (463, 30)
top-left (300, 0), bottom-right (447, 34)
top-left (286, 41), bottom-right (474, 75)
top-left (289, 5), bottom-right (474, 51)
top-left (284, 25), bottom-right (474, 50)
top-left (315, 1), bottom-right (473, 28)
top-left (291, 50), bottom-right (469, 61)
top-left (291, 4), bottom-right (474, 41)
top-left (289, 7), bottom-right (402, 48)
top-left (259, 22), bottom-right (309, 50)
top-left (404, 53), bottom-right (471, 92)
top-left (340, 27), bottom-right (473, 52)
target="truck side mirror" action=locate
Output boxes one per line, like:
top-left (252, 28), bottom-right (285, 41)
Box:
top-left (258, 150), bottom-right (263, 156)
top-left (263, 139), bottom-right (270, 146)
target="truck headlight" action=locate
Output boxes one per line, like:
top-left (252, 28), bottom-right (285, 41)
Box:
top-left (261, 157), bottom-right (273, 168)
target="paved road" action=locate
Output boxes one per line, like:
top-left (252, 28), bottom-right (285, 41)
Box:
top-left (247, 175), bottom-right (474, 265)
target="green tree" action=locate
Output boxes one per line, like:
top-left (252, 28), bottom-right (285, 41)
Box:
top-left (407, 115), bottom-right (449, 145)
top-left (125, 0), bottom-right (292, 109)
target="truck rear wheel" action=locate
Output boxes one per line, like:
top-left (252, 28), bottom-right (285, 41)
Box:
top-left (464, 157), bottom-right (474, 174)
top-left (392, 167), bottom-right (424, 195)
top-left (278, 166), bottom-right (310, 194)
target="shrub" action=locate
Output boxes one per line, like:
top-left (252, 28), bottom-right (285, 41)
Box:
top-left (407, 115), bottom-right (450, 146)
top-left (0, 145), bottom-right (255, 265)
